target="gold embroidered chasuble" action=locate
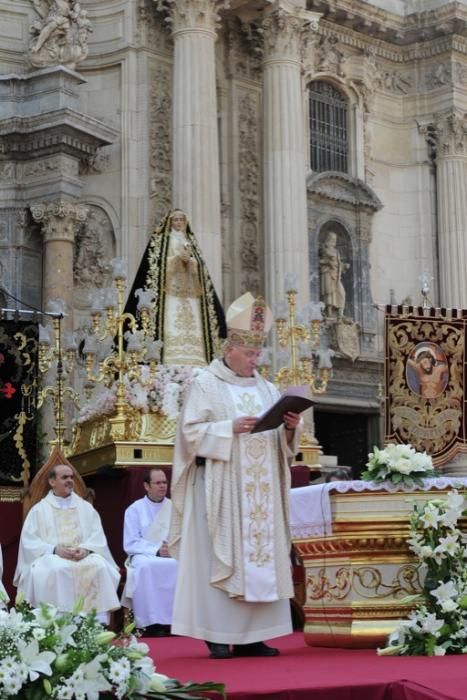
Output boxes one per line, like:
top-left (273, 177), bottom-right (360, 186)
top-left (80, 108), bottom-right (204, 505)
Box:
top-left (14, 492), bottom-right (120, 613)
top-left (170, 359), bottom-right (301, 602)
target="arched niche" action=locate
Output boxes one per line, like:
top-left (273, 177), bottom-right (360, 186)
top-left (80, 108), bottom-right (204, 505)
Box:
top-left (308, 171), bottom-right (382, 356)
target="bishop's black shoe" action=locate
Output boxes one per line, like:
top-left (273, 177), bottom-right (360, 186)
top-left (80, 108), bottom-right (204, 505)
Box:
top-left (144, 624), bottom-right (170, 637)
top-left (232, 641), bottom-right (280, 657)
top-left (205, 641), bottom-right (233, 659)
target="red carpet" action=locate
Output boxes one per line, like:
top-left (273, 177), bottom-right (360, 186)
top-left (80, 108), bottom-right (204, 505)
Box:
top-left (144, 632), bottom-right (467, 700)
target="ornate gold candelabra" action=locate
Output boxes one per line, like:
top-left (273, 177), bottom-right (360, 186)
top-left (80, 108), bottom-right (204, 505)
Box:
top-left (82, 259), bottom-right (160, 440)
top-left (37, 302), bottom-right (80, 450)
top-left (270, 273), bottom-right (333, 469)
top-left (273, 274), bottom-right (332, 394)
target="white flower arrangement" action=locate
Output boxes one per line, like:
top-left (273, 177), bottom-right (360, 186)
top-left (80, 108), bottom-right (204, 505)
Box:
top-left (378, 489), bottom-right (467, 656)
top-left (77, 365), bottom-right (201, 425)
top-left (361, 443), bottom-right (436, 488)
top-left (0, 598), bottom-right (224, 699)
top-left (125, 365), bottom-right (200, 419)
top-left (77, 388), bottom-right (117, 425)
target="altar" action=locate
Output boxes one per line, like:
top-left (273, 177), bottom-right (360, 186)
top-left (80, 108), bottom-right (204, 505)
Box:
top-left (289, 477), bottom-right (467, 649)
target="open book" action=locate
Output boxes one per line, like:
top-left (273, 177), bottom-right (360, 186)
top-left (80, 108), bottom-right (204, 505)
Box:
top-left (250, 385), bottom-right (314, 434)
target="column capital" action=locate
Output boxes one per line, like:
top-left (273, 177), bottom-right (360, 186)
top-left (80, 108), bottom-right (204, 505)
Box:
top-left (154, 0), bottom-right (230, 34)
top-left (30, 200), bottom-right (88, 243)
top-left (420, 110), bottom-right (467, 158)
top-left (261, 1), bottom-right (321, 63)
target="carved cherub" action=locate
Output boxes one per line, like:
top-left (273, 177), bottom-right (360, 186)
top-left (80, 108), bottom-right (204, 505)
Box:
top-left (29, 0), bottom-right (92, 69)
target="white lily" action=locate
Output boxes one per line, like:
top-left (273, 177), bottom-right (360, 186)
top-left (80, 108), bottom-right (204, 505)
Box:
top-left (56, 623), bottom-right (78, 649)
top-left (435, 533), bottom-right (460, 557)
top-left (420, 613), bottom-right (444, 635)
top-left (150, 672), bottom-right (170, 692)
top-left (431, 580), bottom-right (458, 604)
top-left (71, 656), bottom-right (112, 700)
top-left (433, 645), bottom-right (447, 656)
top-left (420, 504), bottom-right (441, 529)
top-left (446, 490), bottom-right (465, 511)
top-left (17, 639), bottom-right (55, 681)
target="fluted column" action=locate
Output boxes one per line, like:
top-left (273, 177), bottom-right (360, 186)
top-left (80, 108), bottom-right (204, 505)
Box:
top-left (431, 111), bottom-right (467, 307)
top-left (262, 1), bottom-right (321, 306)
top-left (31, 200), bottom-right (88, 326)
top-left (167, 0), bottom-right (225, 292)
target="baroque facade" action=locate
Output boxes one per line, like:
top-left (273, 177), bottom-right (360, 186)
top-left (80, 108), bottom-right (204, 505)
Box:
top-left (1, 0), bottom-right (467, 471)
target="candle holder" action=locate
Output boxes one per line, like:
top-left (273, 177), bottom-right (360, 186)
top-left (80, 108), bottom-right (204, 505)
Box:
top-left (37, 300), bottom-right (80, 451)
top-left (82, 259), bottom-right (161, 440)
top-left (273, 276), bottom-right (332, 471)
top-left (274, 278), bottom-right (330, 395)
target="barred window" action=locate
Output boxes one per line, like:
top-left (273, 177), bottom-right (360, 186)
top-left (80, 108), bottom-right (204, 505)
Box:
top-left (309, 81), bottom-right (348, 173)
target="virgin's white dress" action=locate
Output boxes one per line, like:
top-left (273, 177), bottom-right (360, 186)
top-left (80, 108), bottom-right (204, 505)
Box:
top-left (163, 229), bottom-right (206, 366)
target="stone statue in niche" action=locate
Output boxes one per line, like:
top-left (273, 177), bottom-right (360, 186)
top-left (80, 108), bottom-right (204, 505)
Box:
top-left (29, 0), bottom-right (92, 70)
top-left (319, 231), bottom-right (349, 319)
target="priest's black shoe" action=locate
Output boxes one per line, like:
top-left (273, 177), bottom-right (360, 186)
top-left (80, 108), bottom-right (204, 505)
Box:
top-left (232, 642), bottom-right (280, 657)
top-left (205, 641), bottom-right (232, 659)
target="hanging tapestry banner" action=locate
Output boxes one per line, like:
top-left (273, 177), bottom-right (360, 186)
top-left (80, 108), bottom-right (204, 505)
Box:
top-left (385, 305), bottom-right (465, 467)
top-left (0, 319), bottom-right (38, 484)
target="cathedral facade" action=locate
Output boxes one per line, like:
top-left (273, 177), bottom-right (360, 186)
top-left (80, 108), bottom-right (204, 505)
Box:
top-left (1, 0), bottom-right (467, 471)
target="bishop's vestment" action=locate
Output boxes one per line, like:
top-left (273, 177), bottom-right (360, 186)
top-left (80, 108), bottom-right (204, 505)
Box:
top-left (170, 359), bottom-right (301, 644)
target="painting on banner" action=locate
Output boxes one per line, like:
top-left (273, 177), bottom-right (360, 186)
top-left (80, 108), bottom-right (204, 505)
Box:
top-left (385, 306), bottom-right (465, 467)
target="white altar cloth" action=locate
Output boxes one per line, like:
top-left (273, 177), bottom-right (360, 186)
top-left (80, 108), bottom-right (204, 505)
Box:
top-left (289, 477), bottom-right (467, 539)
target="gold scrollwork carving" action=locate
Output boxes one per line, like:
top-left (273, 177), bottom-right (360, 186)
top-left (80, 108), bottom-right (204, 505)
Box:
top-left (307, 563), bottom-right (422, 602)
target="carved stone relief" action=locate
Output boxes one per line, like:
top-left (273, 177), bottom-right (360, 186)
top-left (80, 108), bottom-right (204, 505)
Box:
top-left (0, 163), bottom-right (16, 181)
top-left (454, 61), bottom-right (467, 87)
top-left (29, 0), bottom-right (93, 70)
top-left (73, 204), bottom-right (114, 307)
top-left (423, 61), bottom-right (451, 90)
top-left (225, 19), bottom-right (262, 81)
top-left (424, 110), bottom-right (467, 158)
top-left (316, 35), bottom-right (346, 77)
top-left (137, 0), bottom-right (172, 52)
top-left (238, 91), bottom-right (260, 295)
top-left (262, 3), bottom-right (320, 64)
top-left (79, 150), bottom-right (110, 176)
top-left (148, 62), bottom-right (172, 226)
top-left (22, 156), bottom-right (78, 180)
top-left (155, 0), bottom-right (227, 34)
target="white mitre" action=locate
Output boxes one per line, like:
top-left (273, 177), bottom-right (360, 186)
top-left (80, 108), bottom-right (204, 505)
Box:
top-left (226, 292), bottom-right (273, 348)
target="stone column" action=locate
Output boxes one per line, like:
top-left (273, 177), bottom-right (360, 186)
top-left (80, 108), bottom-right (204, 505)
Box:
top-left (261, 2), bottom-right (321, 307)
top-left (30, 200), bottom-right (88, 325)
top-left (168, 0), bottom-right (224, 292)
top-left (431, 111), bottom-right (467, 308)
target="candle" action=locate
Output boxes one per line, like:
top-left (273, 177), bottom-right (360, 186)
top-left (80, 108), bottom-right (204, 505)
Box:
top-left (111, 257), bottom-right (128, 281)
top-left (83, 335), bottom-right (98, 355)
top-left (135, 288), bottom-right (156, 311)
top-left (284, 272), bottom-right (299, 294)
top-left (39, 324), bottom-right (51, 345)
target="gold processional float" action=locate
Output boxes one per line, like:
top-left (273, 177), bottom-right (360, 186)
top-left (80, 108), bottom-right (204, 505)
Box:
top-left (50, 265), bottom-right (332, 475)
top-left (37, 267), bottom-right (467, 648)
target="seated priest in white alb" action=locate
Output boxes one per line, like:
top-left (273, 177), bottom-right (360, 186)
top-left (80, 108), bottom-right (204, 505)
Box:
top-left (0, 544), bottom-right (9, 606)
top-left (14, 464), bottom-right (120, 624)
top-left (122, 468), bottom-right (178, 636)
